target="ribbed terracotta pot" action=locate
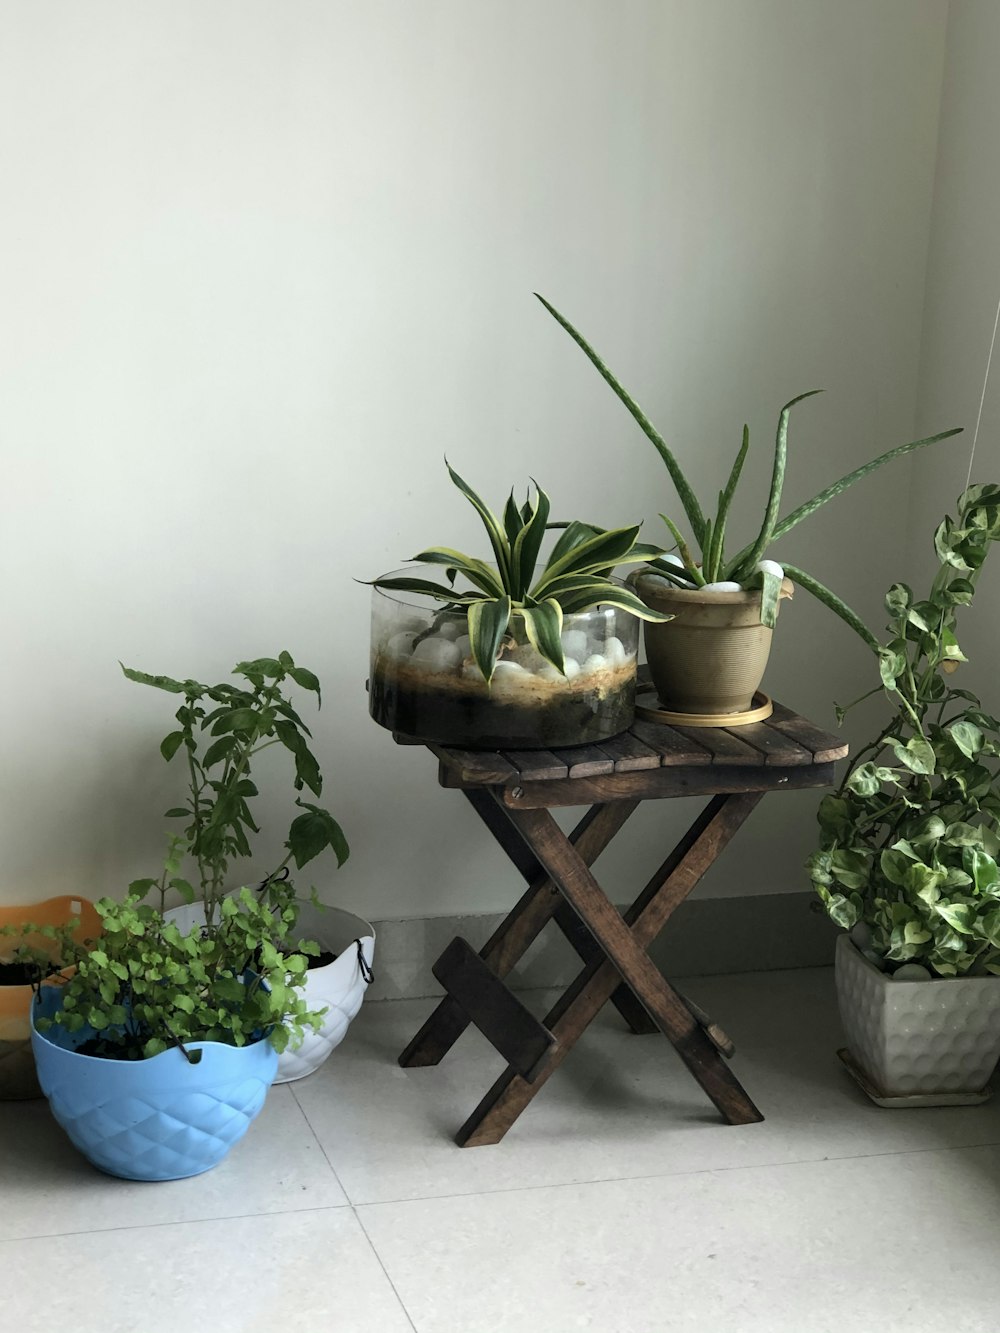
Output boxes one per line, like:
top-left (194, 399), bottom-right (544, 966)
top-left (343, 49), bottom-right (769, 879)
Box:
top-left (633, 572), bottom-right (793, 714)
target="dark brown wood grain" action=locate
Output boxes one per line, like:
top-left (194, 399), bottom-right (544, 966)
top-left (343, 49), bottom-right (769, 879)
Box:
top-left (630, 719), bottom-right (714, 766)
top-left (507, 750), bottom-right (570, 781)
top-left (432, 938), bottom-right (556, 1081)
top-left (593, 730), bottom-right (662, 772)
top-left (431, 746), bottom-right (520, 785)
top-left (398, 798), bottom-right (639, 1068)
top-left (456, 793), bottom-right (765, 1146)
top-left (670, 724), bottom-right (765, 766)
top-left (766, 701), bottom-right (849, 762)
top-left (548, 744), bottom-right (617, 779)
top-left (726, 721), bottom-right (814, 766)
top-left (497, 760), bottom-right (837, 808)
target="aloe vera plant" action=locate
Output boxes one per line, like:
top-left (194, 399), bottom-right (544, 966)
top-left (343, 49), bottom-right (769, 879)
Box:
top-left (371, 462), bottom-right (672, 683)
top-left (536, 294), bottom-right (962, 641)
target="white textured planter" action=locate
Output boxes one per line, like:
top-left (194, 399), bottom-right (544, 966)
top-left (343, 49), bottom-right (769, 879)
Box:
top-left (836, 934), bottom-right (1000, 1097)
top-left (274, 904), bottom-right (375, 1084)
top-left (163, 899), bottom-right (375, 1085)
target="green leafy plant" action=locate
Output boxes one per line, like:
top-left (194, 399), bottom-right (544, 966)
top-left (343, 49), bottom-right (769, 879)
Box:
top-left (535, 293), bottom-right (962, 635)
top-left (809, 485), bottom-right (1000, 976)
top-left (4, 652), bottom-right (350, 1059)
top-left (370, 461), bottom-right (673, 683)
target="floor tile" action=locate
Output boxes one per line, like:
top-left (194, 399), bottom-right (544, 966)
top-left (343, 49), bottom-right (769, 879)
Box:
top-left (359, 1144), bottom-right (1000, 1333)
top-left (2, 1206), bottom-right (414, 1333)
top-left (293, 968), bottom-right (1000, 1204)
top-left (0, 1083), bottom-right (347, 1242)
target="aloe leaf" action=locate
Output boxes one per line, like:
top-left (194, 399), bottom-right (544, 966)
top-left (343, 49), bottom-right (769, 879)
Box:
top-left (757, 563), bottom-right (784, 629)
top-left (701, 516), bottom-right (714, 582)
top-left (409, 546), bottom-right (506, 597)
top-left (519, 597), bottom-right (565, 672)
top-left (558, 581), bottom-right (675, 622)
top-left (643, 557), bottom-right (697, 586)
top-left (772, 427), bottom-right (963, 541)
top-left (707, 492), bottom-right (728, 584)
top-left (534, 293), bottom-right (707, 541)
top-left (446, 461), bottom-right (513, 587)
top-left (512, 482), bottom-right (551, 599)
top-left (782, 562), bottom-right (878, 649)
top-left (714, 425), bottom-right (749, 570)
top-left (468, 595), bottom-right (512, 682)
top-left (535, 522), bottom-right (643, 588)
top-left (730, 391), bottom-right (822, 582)
top-left (660, 515), bottom-right (705, 586)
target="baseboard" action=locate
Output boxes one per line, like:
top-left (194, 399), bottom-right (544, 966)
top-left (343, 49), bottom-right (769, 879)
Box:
top-left (366, 892), bottom-right (839, 1002)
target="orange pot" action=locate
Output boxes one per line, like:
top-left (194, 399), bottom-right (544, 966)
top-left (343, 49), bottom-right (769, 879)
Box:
top-left (0, 895), bottom-right (101, 1100)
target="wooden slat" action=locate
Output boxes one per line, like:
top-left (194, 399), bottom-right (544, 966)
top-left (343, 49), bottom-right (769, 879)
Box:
top-left (432, 938), bottom-right (556, 1081)
top-left (723, 721), bottom-right (814, 766)
top-left (399, 799), bottom-right (639, 1069)
top-left (431, 746), bottom-right (520, 785)
top-left (670, 724), bottom-right (764, 766)
top-left (548, 744), bottom-right (616, 779)
top-left (767, 701), bottom-right (849, 762)
top-left (593, 730), bottom-right (662, 773)
top-left (630, 719), bottom-right (713, 766)
top-left (498, 760), bottom-right (837, 808)
top-left (506, 749), bottom-right (569, 781)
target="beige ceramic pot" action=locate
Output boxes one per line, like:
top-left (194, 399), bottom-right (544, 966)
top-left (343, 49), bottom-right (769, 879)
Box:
top-left (633, 572), bottom-right (793, 714)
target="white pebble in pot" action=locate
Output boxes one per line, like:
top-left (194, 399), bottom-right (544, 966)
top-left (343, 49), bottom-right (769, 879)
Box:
top-left (410, 636), bottom-right (462, 672)
top-left (384, 632), bottom-right (417, 660)
top-left (603, 636), bottom-right (627, 666)
top-left (582, 653), bottom-right (608, 675)
top-left (509, 643), bottom-right (547, 672)
top-left (701, 581), bottom-right (743, 592)
top-left (562, 658), bottom-right (581, 679)
top-left (490, 660), bottom-right (527, 692)
top-left (891, 963), bottom-right (933, 982)
top-left (560, 629), bottom-right (590, 664)
top-left (436, 619), bottom-right (466, 641)
top-left (454, 635), bottom-right (472, 659)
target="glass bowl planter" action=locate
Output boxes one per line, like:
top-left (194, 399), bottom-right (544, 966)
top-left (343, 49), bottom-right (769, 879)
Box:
top-left (369, 571), bottom-right (640, 749)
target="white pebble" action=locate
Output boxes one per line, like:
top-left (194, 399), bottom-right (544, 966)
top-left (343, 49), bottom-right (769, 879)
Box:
top-left (435, 618), bottom-right (466, 641)
top-left (562, 658), bottom-right (581, 680)
top-left (755, 559), bottom-right (785, 579)
top-left (661, 553), bottom-right (685, 568)
top-left (384, 632), bottom-right (417, 660)
top-left (461, 660), bottom-right (485, 681)
top-left (454, 635), bottom-right (471, 659)
top-left (509, 643), bottom-right (547, 673)
top-left (582, 654), bottom-right (608, 675)
top-left (603, 636), bottom-right (627, 666)
top-left (560, 629), bottom-right (590, 664)
top-left (702, 581), bottom-right (744, 592)
top-left (891, 963), bottom-right (932, 982)
top-left (410, 635), bottom-right (462, 672)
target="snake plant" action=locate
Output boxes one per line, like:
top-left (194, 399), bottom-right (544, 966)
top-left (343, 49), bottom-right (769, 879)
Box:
top-left (536, 294), bottom-right (963, 644)
top-left (371, 462), bottom-right (672, 683)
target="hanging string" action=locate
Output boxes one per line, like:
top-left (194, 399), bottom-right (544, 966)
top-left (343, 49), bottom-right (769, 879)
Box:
top-left (964, 291), bottom-right (1000, 493)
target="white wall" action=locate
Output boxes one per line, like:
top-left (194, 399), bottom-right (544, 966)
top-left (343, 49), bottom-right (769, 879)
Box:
top-left (911, 0), bottom-right (1000, 706)
top-left (0, 1), bottom-right (949, 918)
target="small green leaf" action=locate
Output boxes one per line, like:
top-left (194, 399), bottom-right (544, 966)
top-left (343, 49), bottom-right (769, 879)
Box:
top-left (160, 731), bottom-right (185, 762)
top-left (468, 596), bottom-right (512, 684)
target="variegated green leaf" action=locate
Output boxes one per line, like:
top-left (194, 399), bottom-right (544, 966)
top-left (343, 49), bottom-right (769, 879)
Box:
top-left (468, 596), bottom-right (512, 683)
top-left (533, 523), bottom-right (643, 589)
top-left (512, 482), bottom-right (551, 599)
top-left (368, 576), bottom-right (485, 605)
top-left (446, 461), bottom-right (513, 586)
top-left (519, 598), bottom-right (565, 672)
top-left (409, 547), bottom-right (506, 597)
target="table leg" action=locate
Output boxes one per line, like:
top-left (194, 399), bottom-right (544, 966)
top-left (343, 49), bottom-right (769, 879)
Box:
top-left (456, 793), bottom-right (764, 1146)
top-left (399, 797), bottom-right (638, 1068)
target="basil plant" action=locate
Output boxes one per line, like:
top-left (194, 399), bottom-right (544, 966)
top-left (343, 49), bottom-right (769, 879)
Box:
top-left (809, 485), bottom-right (1000, 977)
top-left (371, 461), bottom-right (673, 684)
top-left (536, 293), bottom-right (961, 636)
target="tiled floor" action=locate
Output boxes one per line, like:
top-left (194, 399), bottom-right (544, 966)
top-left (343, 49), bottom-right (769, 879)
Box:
top-left (5, 968), bottom-right (1000, 1332)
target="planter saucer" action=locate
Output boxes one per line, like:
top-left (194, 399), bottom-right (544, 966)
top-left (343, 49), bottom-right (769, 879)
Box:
top-left (634, 689), bottom-right (773, 728)
top-left (836, 1048), bottom-right (993, 1108)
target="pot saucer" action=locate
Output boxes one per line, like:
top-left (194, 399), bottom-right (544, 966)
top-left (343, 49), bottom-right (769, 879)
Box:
top-left (634, 689), bottom-right (773, 728)
top-left (836, 1047), bottom-right (993, 1108)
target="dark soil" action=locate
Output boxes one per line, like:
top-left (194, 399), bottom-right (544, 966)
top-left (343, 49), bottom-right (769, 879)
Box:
top-left (370, 667), bottom-right (634, 748)
top-left (75, 1034), bottom-right (149, 1060)
top-left (0, 961), bottom-right (44, 986)
top-left (309, 950), bottom-right (337, 970)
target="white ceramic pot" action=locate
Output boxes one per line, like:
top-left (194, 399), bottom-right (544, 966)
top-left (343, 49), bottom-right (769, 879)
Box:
top-left (835, 934), bottom-right (1000, 1097)
top-left (162, 898), bottom-right (375, 1085)
top-left (274, 904), bottom-right (375, 1084)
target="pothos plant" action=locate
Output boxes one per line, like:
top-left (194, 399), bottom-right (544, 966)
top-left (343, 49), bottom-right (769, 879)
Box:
top-left (8, 652), bottom-right (349, 1059)
top-left (808, 485), bottom-right (1000, 977)
top-left (371, 461), bottom-right (673, 683)
top-left (535, 293), bottom-right (961, 633)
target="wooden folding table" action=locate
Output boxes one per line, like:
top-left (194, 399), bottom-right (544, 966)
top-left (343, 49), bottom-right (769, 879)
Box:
top-left (396, 697), bottom-right (847, 1146)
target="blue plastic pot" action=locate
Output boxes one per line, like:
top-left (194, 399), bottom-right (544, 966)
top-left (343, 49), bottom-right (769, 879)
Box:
top-left (30, 986), bottom-right (278, 1181)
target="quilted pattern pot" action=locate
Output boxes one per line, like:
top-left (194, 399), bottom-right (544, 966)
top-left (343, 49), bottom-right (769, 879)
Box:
top-left (836, 934), bottom-right (1000, 1097)
top-left (31, 986), bottom-right (277, 1181)
top-left (275, 906), bottom-right (375, 1084)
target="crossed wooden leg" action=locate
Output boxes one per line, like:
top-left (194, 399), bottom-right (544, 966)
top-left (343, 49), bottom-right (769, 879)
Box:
top-left (400, 788), bottom-right (766, 1145)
